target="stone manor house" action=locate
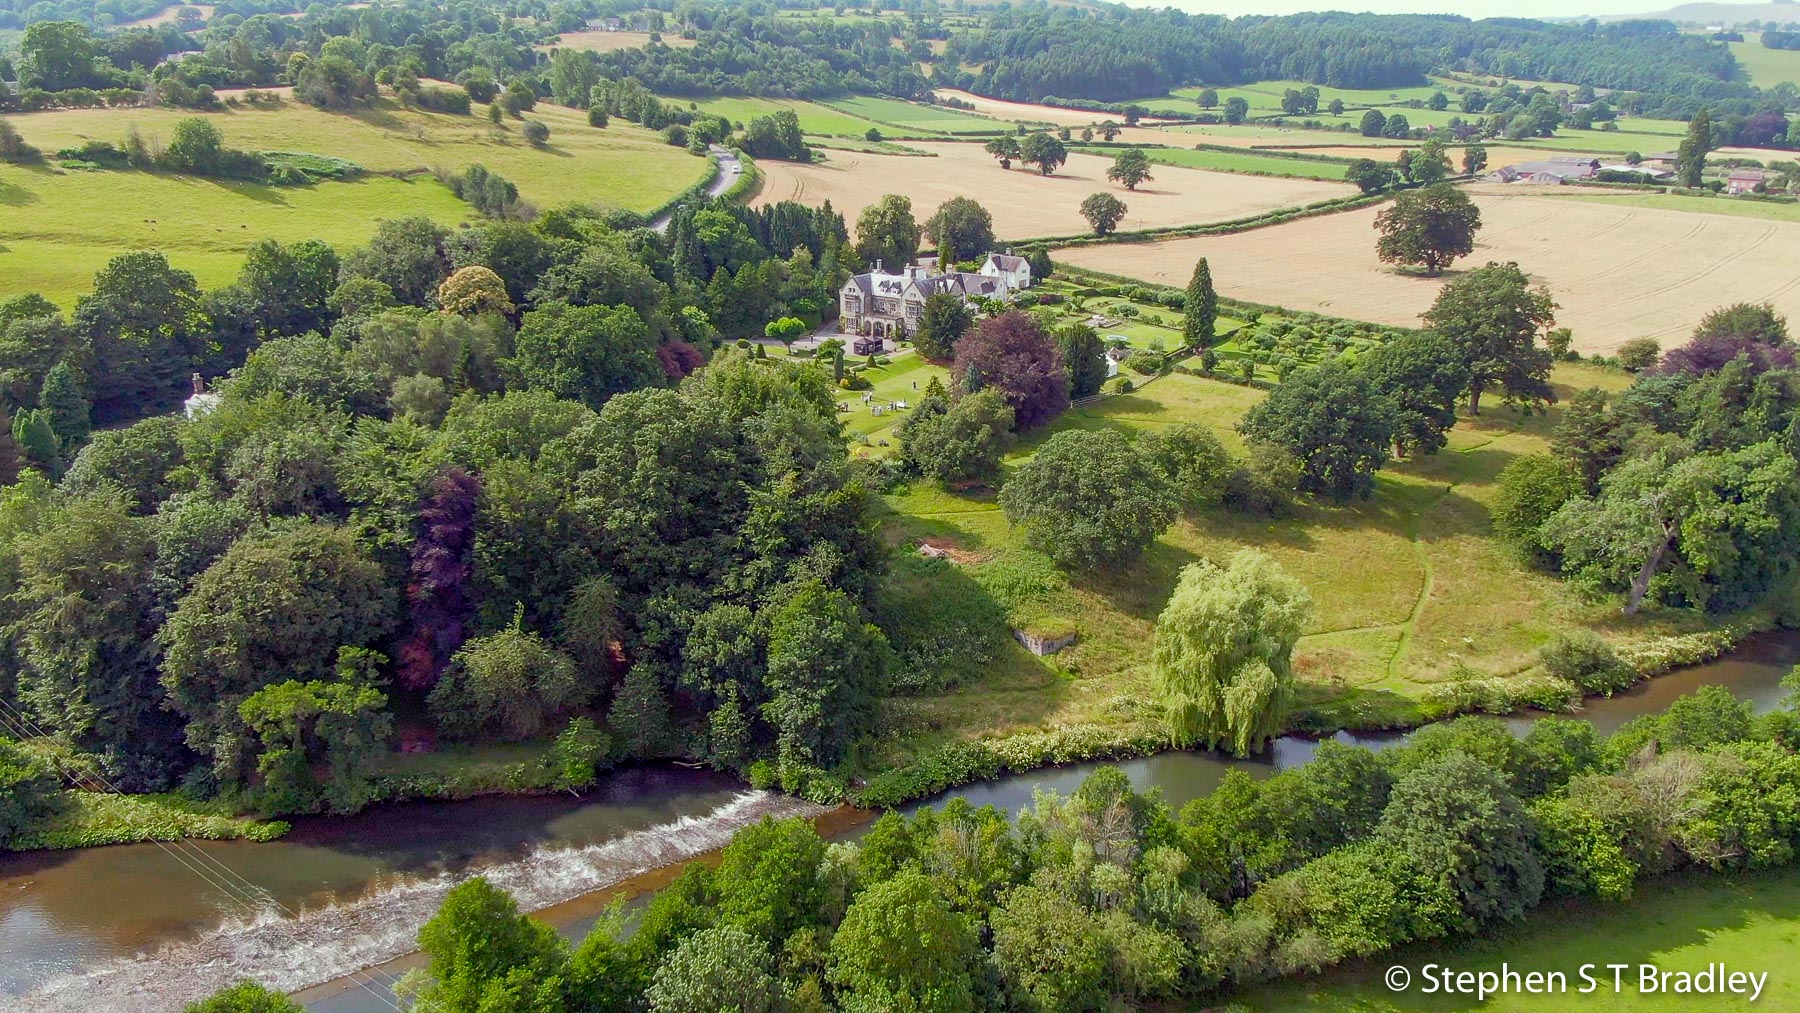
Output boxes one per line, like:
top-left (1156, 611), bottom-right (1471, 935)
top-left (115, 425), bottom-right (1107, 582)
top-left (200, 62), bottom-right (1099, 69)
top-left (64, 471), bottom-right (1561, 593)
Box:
top-left (838, 252), bottom-right (1034, 338)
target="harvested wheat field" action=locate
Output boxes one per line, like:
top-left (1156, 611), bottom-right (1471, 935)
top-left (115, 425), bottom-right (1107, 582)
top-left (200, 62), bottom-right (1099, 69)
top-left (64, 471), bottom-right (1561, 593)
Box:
top-left (538, 30), bottom-right (696, 53)
top-left (1056, 190), bottom-right (1800, 353)
top-left (756, 141), bottom-right (1353, 241)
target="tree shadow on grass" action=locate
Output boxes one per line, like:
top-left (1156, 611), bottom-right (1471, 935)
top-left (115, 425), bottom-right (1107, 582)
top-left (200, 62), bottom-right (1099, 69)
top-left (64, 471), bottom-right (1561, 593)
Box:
top-left (1186, 508), bottom-right (1321, 551)
top-left (216, 180), bottom-right (292, 205)
top-left (0, 179), bottom-right (37, 206)
top-left (348, 104), bottom-right (414, 134)
top-left (1065, 537), bottom-right (1202, 622)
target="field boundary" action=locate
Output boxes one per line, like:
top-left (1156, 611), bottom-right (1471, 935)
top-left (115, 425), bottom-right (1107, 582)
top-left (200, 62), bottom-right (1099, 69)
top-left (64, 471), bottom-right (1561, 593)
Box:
top-left (1019, 190), bottom-right (1387, 247)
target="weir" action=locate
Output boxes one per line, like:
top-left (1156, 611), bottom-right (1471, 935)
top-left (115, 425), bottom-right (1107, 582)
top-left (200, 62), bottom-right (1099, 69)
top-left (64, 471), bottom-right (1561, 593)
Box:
top-left (3, 631), bottom-right (1796, 1013)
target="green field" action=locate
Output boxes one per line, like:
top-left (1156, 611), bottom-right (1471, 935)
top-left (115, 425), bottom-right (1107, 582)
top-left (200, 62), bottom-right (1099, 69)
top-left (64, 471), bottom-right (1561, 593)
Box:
top-left (1157, 80), bottom-right (1449, 115)
top-left (1496, 121), bottom-right (1692, 156)
top-left (3, 97), bottom-right (709, 210)
top-left (1550, 191), bottom-right (1800, 224)
top-left (0, 164), bottom-right (469, 305)
top-left (691, 94), bottom-right (1001, 136)
top-left (1072, 144), bottom-right (1350, 181)
top-left (1157, 121), bottom-right (1411, 148)
top-left (818, 96), bottom-right (1003, 134)
top-left (676, 95), bottom-right (889, 137)
top-left (1732, 34), bottom-right (1800, 88)
top-left (863, 360), bottom-right (1696, 769)
top-left (1227, 868), bottom-right (1800, 1011)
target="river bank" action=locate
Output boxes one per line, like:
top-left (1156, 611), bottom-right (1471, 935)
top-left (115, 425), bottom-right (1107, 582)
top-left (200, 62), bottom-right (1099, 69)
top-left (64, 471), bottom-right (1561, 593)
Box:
top-left (3, 629), bottom-right (1793, 1012)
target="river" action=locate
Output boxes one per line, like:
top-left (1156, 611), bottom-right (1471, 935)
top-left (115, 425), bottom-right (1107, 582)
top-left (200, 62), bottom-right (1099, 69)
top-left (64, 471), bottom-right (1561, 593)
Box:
top-left (3, 631), bottom-right (1796, 1012)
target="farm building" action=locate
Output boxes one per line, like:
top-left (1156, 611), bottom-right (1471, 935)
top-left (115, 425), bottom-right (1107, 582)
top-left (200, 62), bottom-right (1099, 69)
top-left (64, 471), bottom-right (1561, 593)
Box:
top-left (1484, 155), bottom-right (1603, 185)
top-left (1598, 163), bottom-right (1673, 180)
top-left (839, 252), bottom-right (1034, 337)
top-left (1727, 170), bottom-right (1772, 195)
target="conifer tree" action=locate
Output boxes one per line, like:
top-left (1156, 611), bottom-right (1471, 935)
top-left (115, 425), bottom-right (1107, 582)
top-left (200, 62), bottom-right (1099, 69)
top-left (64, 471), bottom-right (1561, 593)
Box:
top-left (10, 407), bottom-right (57, 474)
top-left (38, 360), bottom-right (90, 452)
top-left (1183, 257), bottom-right (1218, 348)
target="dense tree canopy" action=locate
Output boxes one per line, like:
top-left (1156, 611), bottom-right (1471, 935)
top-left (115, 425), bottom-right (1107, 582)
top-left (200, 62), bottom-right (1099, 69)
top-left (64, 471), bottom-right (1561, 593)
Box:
top-left (998, 429), bottom-right (1177, 570)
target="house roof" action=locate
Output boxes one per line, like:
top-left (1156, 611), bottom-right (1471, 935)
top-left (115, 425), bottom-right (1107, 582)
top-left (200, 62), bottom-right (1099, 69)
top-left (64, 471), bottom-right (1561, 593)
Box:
top-left (846, 268), bottom-right (1000, 302)
top-left (985, 253), bottom-right (1028, 272)
top-left (1511, 161), bottom-right (1589, 177)
top-left (917, 272), bottom-right (1001, 299)
top-left (845, 271), bottom-right (909, 297)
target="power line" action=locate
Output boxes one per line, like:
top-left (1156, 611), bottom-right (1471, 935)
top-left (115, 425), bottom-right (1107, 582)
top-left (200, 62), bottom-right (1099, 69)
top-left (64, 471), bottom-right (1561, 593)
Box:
top-left (0, 697), bottom-right (407, 1013)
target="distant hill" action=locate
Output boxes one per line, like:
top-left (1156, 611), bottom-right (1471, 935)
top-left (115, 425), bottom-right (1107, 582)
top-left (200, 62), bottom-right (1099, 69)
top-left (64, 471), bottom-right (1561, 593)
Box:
top-left (1598, 2), bottom-right (1800, 25)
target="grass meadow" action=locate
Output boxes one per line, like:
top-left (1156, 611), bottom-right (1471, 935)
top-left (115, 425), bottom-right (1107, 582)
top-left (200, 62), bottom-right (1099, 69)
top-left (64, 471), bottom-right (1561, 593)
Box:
top-left (1072, 144), bottom-right (1351, 181)
top-left (1157, 80), bottom-right (1448, 115)
top-left (819, 96), bottom-right (1003, 134)
top-left (3, 97), bottom-right (710, 210)
top-left (862, 360), bottom-right (1700, 770)
top-left (0, 165), bottom-right (470, 305)
top-left (1731, 34), bottom-right (1800, 88)
top-left (677, 96), bottom-right (888, 136)
top-left (1225, 867), bottom-right (1800, 1011)
top-left (0, 96), bottom-right (713, 301)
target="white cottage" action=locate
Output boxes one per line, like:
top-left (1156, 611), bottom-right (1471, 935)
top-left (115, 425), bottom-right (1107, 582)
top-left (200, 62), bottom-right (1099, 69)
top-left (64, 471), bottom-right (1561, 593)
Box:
top-left (980, 251), bottom-right (1032, 291)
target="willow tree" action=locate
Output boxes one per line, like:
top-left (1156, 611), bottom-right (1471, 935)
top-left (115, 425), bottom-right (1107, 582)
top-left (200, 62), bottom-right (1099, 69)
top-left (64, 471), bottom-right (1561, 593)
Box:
top-left (1152, 550), bottom-right (1313, 756)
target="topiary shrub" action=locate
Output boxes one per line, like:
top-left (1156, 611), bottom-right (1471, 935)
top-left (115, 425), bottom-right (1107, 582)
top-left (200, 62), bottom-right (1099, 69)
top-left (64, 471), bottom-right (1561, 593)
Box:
top-left (1124, 349), bottom-right (1165, 375)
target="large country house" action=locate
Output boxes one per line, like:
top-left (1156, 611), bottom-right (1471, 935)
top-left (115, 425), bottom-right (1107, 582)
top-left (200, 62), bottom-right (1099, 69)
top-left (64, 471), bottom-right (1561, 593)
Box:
top-left (839, 251), bottom-right (1034, 338)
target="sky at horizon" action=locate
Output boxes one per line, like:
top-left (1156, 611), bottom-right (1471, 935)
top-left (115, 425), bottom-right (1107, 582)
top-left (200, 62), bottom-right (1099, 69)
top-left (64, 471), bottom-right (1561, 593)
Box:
top-left (1124, 0), bottom-right (1699, 19)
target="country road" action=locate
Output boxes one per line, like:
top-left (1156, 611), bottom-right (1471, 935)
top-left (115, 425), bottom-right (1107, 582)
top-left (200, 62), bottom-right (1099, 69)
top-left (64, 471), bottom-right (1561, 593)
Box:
top-left (651, 145), bottom-right (742, 231)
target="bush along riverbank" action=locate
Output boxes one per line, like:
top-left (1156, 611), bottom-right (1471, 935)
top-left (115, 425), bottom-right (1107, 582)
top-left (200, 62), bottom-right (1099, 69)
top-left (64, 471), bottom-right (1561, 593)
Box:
top-left (196, 674), bottom-right (1800, 1013)
top-left (4, 617), bottom-right (1784, 848)
top-left (847, 615), bottom-right (1788, 811)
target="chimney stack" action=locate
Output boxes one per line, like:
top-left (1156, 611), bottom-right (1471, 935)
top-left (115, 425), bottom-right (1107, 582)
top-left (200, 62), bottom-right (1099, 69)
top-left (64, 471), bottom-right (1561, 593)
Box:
top-left (191, 372), bottom-right (205, 396)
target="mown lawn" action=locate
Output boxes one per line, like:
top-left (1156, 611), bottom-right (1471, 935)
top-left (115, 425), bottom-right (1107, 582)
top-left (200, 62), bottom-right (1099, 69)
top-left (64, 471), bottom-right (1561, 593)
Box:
top-left (840, 350), bottom-right (951, 451)
top-left (0, 164), bottom-right (470, 305)
top-left (1223, 867), bottom-right (1800, 1011)
top-left (4, 96), bottom-right (709, 210)
top-left (1070, 145), bottom-right (1349, 181)
top-left (865, 362), bottom-right (1695, 768)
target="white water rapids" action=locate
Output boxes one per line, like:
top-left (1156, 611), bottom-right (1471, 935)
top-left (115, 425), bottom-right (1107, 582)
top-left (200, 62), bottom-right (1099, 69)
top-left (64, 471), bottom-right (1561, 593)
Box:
top-left (12, 790), bottom-right (824, 1013)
